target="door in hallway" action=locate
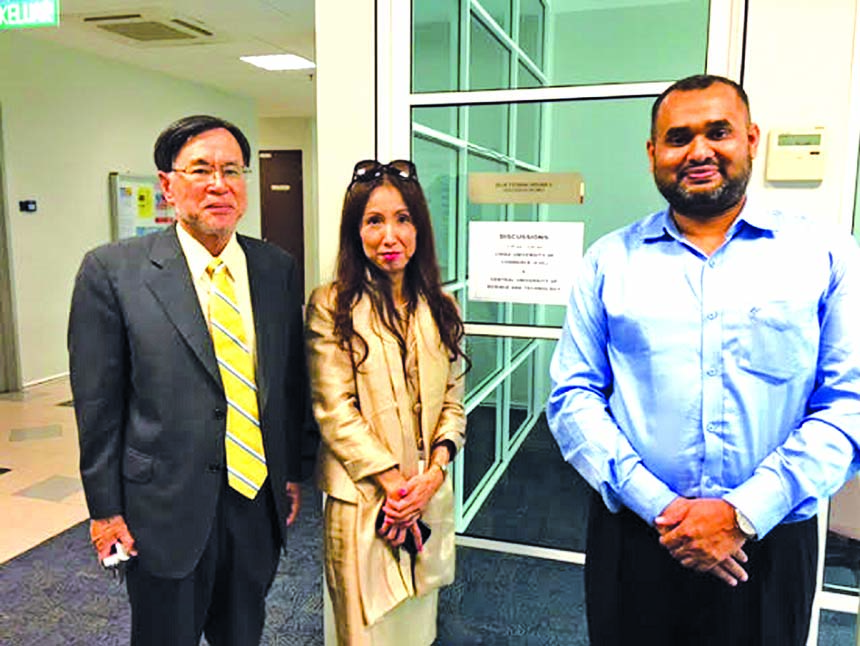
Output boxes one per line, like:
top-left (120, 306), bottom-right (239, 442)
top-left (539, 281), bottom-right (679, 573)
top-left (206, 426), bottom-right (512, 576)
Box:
top-left (260, 150), bottom-right (305, 301)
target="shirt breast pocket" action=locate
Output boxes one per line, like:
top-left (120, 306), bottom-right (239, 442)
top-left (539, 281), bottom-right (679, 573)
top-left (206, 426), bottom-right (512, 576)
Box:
top-left (735, 300), bottom-right (818, 383)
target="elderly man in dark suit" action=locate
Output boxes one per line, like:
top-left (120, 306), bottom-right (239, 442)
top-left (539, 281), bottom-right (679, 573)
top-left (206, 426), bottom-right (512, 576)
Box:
top-left (68, 115), bottom-right (318, 646)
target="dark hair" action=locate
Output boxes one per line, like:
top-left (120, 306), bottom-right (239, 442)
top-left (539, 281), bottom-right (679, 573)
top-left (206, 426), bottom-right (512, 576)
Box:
top-left (651, 75), bottom-right (751, 139)
top-left (153, 115), bottom-right (251, 171)
top-left (332, 172), bottom-right (468, 371)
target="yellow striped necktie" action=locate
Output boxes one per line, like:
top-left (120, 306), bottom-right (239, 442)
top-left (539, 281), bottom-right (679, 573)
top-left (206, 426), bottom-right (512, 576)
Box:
top-left (207, 258), bottom-right (267, 499)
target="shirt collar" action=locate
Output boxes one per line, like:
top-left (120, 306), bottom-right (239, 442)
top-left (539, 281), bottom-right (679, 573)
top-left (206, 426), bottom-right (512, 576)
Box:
top-left (639, 194), bottom-right (780, 244)
top-left (175, 222), bottom-right (242, 279)
top-left (640, 209), bottom-right (675, 242)
top-left (731, 195), bottom-right (781, 234)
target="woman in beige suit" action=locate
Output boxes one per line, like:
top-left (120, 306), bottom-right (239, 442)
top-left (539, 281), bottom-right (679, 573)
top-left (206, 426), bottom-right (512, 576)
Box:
top-left (306, 159), bottom-right (467, 645)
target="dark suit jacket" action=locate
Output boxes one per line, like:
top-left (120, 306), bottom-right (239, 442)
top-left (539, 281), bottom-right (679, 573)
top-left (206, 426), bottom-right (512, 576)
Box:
top-left (68, 226), bottom-right (318, 578)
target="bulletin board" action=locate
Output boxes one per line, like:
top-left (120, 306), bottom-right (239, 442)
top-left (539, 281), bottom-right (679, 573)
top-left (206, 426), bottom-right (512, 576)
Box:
top-left (109, 172), bottom-right (174, 240)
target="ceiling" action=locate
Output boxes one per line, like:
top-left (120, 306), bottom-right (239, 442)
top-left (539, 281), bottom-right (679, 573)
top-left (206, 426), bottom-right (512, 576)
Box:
top-left (24, 0), bottom-right (316, 117)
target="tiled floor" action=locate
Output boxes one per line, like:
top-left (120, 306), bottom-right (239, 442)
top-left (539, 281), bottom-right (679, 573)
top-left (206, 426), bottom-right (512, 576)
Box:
top-left (0, 376), bottom-right (89, 564)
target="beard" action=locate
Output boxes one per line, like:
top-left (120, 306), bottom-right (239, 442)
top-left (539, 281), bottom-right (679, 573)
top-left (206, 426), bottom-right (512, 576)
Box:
top-left (654, 157), bottom-right (752, 218)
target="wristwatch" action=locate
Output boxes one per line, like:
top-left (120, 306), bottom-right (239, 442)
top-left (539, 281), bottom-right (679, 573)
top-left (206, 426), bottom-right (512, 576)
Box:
top-left (734, 508), bottom-right (757, 540)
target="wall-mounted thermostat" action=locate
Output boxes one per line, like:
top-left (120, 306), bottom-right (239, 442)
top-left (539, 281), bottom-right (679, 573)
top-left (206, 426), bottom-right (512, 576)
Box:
top-left (765, 127), bottom-right (826, 182)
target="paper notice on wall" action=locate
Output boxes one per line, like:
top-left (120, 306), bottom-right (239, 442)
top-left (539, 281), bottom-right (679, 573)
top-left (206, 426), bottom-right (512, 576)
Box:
top-left (136, 187), bottom-right (154, 219)
top-left (110, 173), bottom-right (174, 240)
top-left (468, 221), bottom-right (584, 305)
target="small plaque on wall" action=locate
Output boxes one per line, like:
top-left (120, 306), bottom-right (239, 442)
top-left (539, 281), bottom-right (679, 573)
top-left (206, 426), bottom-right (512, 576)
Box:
top-left (468, 172), bottom-right (585, 204)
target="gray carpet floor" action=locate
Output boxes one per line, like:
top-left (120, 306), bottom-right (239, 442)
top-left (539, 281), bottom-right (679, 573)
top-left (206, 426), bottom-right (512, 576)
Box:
top-left (1, 418), bottom-right (858, 644)
top-left (0, 483), bottom-right (324, 646)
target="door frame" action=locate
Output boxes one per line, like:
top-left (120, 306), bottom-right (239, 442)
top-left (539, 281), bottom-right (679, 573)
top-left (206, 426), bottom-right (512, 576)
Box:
top-left (370, 2), bottom-right (857, 644)
top-left (375, 1), bottom-right (860, 641)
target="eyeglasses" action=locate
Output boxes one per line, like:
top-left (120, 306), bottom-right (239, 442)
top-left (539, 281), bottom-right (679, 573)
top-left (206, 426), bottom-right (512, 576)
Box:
top-left (172, 163), bottom-right (252, 183)
top-left (350, 159), bottom-right (418, 187)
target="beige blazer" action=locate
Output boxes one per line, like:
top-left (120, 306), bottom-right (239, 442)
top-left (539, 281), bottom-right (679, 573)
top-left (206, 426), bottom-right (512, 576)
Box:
top-left (306, 283), bottom-right (466, 625)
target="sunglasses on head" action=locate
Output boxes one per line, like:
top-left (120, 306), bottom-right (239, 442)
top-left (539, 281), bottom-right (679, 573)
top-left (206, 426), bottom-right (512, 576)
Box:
top-left (350, 159), bottom-right (418, 187)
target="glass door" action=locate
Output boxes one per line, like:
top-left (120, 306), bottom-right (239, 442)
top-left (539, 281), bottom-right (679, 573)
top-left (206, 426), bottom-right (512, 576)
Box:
top-left (378, 1), bottom-right (753, 642)
top-left (406, 0), bottom-right (720, 547)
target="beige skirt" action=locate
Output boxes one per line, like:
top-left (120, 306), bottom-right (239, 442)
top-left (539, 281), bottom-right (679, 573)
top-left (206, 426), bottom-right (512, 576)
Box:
top-left (325, 497), bottom-right (439, 646)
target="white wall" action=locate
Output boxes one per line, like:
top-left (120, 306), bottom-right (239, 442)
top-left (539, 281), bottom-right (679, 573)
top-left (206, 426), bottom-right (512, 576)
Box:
top-left (258, 117), bottom-right (318, 295)
top-left (744, 0), bottom-right (858, 231)
top-left (314, 0), bottom-right (376, 288)
top-left (1, 32), bottom-right (259, 384)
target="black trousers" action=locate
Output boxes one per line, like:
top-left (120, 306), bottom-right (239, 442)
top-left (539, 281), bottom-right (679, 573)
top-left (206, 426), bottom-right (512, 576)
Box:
top-left (126, 480), bottom-right (282, 646)
top-left (585, 492), bottom-right (817, 646)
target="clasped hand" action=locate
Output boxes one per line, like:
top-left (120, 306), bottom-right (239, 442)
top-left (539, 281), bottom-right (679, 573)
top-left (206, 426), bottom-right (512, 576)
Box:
top-left (90, 515), bottom-right (137, 562)
top-left (654, 498), bottom-right (748, 587)
top-left (377, 469), bottom-right (444, 551)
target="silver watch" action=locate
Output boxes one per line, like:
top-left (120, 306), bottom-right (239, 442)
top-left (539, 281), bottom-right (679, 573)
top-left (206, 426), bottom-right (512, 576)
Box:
top-left (734, 508), bottom-right (757, 540)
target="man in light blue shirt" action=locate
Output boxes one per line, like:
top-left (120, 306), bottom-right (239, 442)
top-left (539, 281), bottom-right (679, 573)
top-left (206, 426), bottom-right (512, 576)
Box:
top-left (547, 74), bottom-right (860, 646)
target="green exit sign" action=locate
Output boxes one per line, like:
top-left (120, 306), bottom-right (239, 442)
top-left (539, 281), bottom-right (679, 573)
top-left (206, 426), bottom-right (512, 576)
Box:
top-left (0, 0), bottom-right (58, 30)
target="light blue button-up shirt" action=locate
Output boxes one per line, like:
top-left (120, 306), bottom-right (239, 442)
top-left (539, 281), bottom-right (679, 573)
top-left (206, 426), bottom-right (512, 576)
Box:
top-left (547, 199), bottom-right (860, 538)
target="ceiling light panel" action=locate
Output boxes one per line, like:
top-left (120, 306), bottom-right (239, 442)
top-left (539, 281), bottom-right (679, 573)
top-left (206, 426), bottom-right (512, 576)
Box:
top-left (240, 54), bottom-right (315, 71)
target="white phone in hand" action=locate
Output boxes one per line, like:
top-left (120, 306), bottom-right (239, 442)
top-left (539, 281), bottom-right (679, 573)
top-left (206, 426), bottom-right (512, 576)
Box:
top-left (102, 542), bottom-right (131, 568)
